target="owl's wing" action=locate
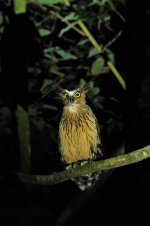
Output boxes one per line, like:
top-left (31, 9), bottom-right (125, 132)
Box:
top-left (86, 105), bottom-right (103, 159)
top-left (94, 115), bottom-right (103, 157)
top-left (58, 129), bottom-right (65, 163)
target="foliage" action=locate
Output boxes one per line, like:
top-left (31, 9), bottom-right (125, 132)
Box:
top-left (13, 0), bottom-right (26, 14)
top-left (26, 0), bottom-right (126, 102)
top-left (0, 0), bottom-right (127, 172)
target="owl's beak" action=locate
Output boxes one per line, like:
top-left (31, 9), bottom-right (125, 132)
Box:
top-left (68, 96), bottom-right (74, 103)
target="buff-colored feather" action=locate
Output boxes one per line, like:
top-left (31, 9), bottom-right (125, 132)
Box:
top-left (58, 84), bottom-right (102, 190)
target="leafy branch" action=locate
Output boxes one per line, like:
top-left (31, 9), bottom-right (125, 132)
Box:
top-left (77, 19), bottom-right (126, 89)
top-left (17, 145), bottom-right (150, 186)
top-left (13, 0), bottom-right (126, 89)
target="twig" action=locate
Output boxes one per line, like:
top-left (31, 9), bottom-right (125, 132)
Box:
top-left (78, 19), bottom-right (102, 52)
top-left (77, 20), bottom-right (126, 90)
top-left (51, 12), bottom-right (85, 37)
top-left (17, 145), bottom-right (150, 186)
top-left (108, 0), bottom-right (126, 23)
top-left (107, 61), bottom-right (126, 90)
top-left (103, 30), bottom-right (123, 52)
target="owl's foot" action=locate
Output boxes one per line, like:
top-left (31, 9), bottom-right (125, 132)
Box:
top-left (66, 159), bottom-right (92, 170)
top-left (66, 162), bottom-right (78, 170)
top-left (78, 158), bottom-right (92, 165)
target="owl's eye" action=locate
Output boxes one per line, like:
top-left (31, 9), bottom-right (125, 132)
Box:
top-left (75, 92), bottom-right (80, 98)
top-left (64, 93), bottom-right (69, 99)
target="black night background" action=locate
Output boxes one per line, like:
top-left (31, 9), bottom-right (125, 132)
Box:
top-left (0, 0), bottom-right (150, 225)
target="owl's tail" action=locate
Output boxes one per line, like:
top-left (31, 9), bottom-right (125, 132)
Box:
top-left (66, 161), bottom-right (101, 191)
top-left (71, 172), bottom-right (101, 191)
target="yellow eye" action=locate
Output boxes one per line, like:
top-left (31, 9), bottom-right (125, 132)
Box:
top-left (64, 93), bottom-right (69, 99)
top-left (75, 92), bottom-right (80, 98)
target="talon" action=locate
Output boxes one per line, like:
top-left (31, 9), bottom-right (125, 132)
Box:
top-left (72, 162), bottom-right (78, 168)
top-left (66, 165), bottom-right (72, 170)
top-left (87, 158), bottom-right (92, 163)
top-left (66, 162), bottom-right (78, 170)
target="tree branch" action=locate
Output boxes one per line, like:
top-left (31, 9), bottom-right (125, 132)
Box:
top-left (17, 145), bottom-right (150, 186)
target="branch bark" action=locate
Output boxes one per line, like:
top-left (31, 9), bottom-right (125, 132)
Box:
top-left (17, 145), bottom-right (150, 186)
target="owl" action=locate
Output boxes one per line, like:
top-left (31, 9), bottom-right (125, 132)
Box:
top-left (58, 84), bottom-right (103, 190)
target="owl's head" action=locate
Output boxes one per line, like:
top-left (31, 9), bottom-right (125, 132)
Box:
top-left (58, 84), bottom-right (88, 106)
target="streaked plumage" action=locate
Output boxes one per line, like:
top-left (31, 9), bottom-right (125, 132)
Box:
top-left (58, 84), bottom-right (102, 190)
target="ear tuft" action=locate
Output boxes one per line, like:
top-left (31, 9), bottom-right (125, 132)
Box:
top-left (78, 83), bottom-right (89, 93)
top-left (57, 86), bottom-right (66, 95)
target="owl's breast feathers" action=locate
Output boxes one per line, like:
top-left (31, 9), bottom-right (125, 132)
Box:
top-left (59, 104), bottom-right (102, 164)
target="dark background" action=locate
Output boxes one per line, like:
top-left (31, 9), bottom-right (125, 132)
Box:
top-left (0, 1), bottom-right (150, 225)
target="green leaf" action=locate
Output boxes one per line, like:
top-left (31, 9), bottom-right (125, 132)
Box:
top-left (44, 47), bottom-right (56, 54)
top-left (92, 87), bottom-right (100, 95)
top-left (77, 39), bottom-right (89, 46)
top-left (107, 51), bottom-right (115, 64)
top-left (88, 81), bottom-right (94, 88)
top-left (59, 21), bottom-right (78, 37)
top-left (13, 0), bottom-right (26, 14)
top-left (56, 49), bottom-right (77, 60)
top-left (88, 47), bottom-right (99, 58)
top-left (35, 0), bottom-right (64, 4)
top-left (44, 53), bottom-right (52, 60)
top-left (79, 78), bottom-right (86, 86)
top-left (41, 79), bottom-right (53, 92)
top-left (63, 12), bottom-right (79, 21)
top-left (91, 57), bottom-right (104, 76)
top-left (38, 28), bottom-right (51, 37)
top-left (40, 79), bottom-right (53, 98)
top-left (88, 87), bottom-right (100, 98)
top-left (90, 0), bottom-right (108, 6)
top-left (44, 46), bottom-right (77, 61)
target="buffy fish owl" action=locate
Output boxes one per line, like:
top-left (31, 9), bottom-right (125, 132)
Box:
top-left (58, 84), bottom-right (102, 190)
